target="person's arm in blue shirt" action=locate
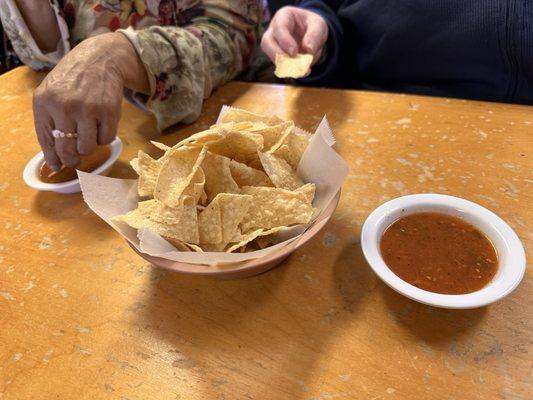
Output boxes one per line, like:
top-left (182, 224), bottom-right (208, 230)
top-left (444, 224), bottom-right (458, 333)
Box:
top-left (297, 0), bottom-right (344, 86)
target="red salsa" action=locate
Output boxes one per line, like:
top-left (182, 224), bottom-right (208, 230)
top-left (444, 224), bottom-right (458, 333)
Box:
top-left (380, 212), bottom-right (498, 294)
top-left (39, 145), bottom-right (111, 183)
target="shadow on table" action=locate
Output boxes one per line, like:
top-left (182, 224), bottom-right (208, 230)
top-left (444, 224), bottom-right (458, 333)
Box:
top-left (287, 86), bottom-right (355, 133)
top-left (140, 262), bottom-right (310, 398)
top-left (332, 237), bottom-right (379, 314)
top-left (379, 284), bottom-right (487, 345)
top-left (32, 191), bottom-right (84, 221)
top-left (138, 217), bottom-right (363, 399)
top-left (336, 239), bottom-right (487, 346)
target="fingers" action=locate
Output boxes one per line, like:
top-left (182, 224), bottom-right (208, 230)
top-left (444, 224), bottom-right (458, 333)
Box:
top-left (34, 84), bottom-right (79, 169)
top-left (76, 119), bottom-right (98, 155)
top-left (271, 11), bottom-right (298, 56)
top-left (35, 117), bottom-right (61, 171)
top-left (261, 6), bottom-right (300, 61)
top-left (98, 115), bottom-right (118, 145)
top-left (302, 15), bottom-right (328, 60)
top-left (261, 30), bottom-right (286, 62)
top-left (53, 118), bottom-right (79, 168)
top-left (33, 91), bottom-right (61, 170)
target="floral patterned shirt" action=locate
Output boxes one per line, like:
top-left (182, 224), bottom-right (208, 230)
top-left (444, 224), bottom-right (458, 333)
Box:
top-left (0, 0), bottom-right (267, 129)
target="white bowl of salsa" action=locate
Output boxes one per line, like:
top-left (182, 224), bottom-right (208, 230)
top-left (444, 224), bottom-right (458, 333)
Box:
top-left (23, 137), bottom-right (122, 194)
top-left (361, 194), bottom-right (526, 309)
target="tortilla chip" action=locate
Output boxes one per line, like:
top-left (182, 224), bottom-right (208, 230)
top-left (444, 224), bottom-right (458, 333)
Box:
top-left (112, 199), bottom-right (159, 229)
top-left (274, 53), bottom-right (313, 79)
top-left (150, 141), bottom-right (171, 152)
top-left (201, 152), bottom-right (240, 202)
top-left (154, 146), bottom-right (207, 207)
top-left (255, 234), bottom-right (274, 249)
top-left (220, 108), bottom-right (283, 126)
top-left (247, 159), bottom-right (265, 171)
top-left (239, 186), bottom-right (315, 232)
top-left (244, 121), bottom-right (294, 151)
top-left (130, 151), bottom-right (162, 197)
top-left (258, 152), bottom-right (304, 190)
top-left (206, 131), bottom-right (264, 162)
top-left (232, 154), bottom-right (248, 164)
top-left (239, 122), bottom-right (268, 132)
top-left (269, 130), bottom-right (311, 169)
top-left (198, 196), bottom-right (223, 244)
top-left (185, 243), bottom-right (204, 252)
top-left (182, 166), bottom-right (206, 205)
top-left (198, 193), bottom-right (252, 247)
top-left (226, 226), bottom-right (284, 253)
top-left (210, 121), bottom-right (255, 131)
top-left (160, 196), bottom-right (199, 243)
top-left (296, 183), bottom-right (316, 204)
top-left (163, 237), bottom-right (192, 252)
top-left (219, 193), bottom-right (253, 243)
top-left (113, 197), bottom-right (199, 244)
top-left (169, 126), bottom-right (228, 151)
top-left (229, 159), bottom-right (272, 187)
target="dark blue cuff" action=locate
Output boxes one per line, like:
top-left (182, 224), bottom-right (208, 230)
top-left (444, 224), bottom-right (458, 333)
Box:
top-left (297, 1), bottom-right (343, 86)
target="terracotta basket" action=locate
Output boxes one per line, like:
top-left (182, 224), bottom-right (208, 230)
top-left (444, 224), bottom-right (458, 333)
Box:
top-left (128, 190), bottom-right (341, 279)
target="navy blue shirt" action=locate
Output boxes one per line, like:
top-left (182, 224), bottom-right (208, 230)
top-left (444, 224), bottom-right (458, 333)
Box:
top-left (299, 0), bottom-right (533, 104)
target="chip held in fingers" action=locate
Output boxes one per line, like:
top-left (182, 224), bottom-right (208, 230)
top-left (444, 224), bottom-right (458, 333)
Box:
top-left (274, 53), bottom-right (313, 79)
top-left (112, 109), bottom-right (316, 253)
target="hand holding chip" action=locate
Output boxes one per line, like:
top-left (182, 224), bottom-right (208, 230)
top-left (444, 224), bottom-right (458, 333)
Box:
top-left (261, 6), bottom-right (328, 73)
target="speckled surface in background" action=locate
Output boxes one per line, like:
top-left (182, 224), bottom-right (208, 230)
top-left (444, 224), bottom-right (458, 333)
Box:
top-left (0, 67), bottom-right (532, 400)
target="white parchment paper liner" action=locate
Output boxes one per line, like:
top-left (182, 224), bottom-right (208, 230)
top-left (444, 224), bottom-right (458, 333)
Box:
top-left (79, 106), bottom-right (349, 265)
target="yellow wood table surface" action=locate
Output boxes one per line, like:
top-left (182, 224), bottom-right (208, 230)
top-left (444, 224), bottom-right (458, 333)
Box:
top-left (0, 67), bottom-right (531, 400)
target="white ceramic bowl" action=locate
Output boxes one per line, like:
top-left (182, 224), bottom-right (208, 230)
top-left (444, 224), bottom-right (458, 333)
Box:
top-left (361, 194), bottom-right (526, 309)
top-left (23, 137), bottom-right (123, 194)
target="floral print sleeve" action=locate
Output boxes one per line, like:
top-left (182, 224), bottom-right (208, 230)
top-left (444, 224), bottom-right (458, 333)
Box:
top-left (0, 0), bottom-right (266, 129)
top-left (119, 0), bottom-right (264, 129)
top-left (0, 0), bottom-right (71, 70)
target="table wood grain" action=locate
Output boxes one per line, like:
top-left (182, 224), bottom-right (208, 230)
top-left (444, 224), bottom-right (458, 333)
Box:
top-left (0, 67), bottom-right (531, 400)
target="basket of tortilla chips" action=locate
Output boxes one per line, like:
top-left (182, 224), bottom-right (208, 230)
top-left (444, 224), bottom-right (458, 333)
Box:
top-left (79, 107), bottom-right (348, 278)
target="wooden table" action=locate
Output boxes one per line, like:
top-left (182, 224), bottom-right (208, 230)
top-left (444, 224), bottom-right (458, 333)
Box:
top-left (0, 67), bottom-right (531, 400)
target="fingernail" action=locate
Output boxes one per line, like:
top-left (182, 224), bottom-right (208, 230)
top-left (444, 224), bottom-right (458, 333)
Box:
top-left (50, 164), bottom-right (60, 171)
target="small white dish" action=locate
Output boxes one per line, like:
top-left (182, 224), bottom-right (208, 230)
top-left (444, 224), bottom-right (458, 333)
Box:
top-left (23, 137), bottom-right (123, 194)
top-left (361, 194), bottom-right (526, 309)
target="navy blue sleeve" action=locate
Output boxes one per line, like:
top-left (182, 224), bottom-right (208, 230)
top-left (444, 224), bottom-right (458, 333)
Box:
top-left (297, 0), bottom-right (344, 86)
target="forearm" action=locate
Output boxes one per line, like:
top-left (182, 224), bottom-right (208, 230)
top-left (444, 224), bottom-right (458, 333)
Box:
top-left (108, 32), bottom-right (150, 94)
top-left (50, 32), bottom-right (149, 93)
top-left (15, 0), bottom-right (60, 52)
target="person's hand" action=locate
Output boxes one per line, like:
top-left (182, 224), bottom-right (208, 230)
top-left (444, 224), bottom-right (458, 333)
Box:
top-left (33, 32), bottom-right (148, 170)
top-left (261, 6), bottom-right (328, 65)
